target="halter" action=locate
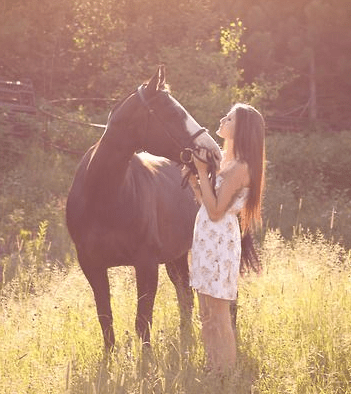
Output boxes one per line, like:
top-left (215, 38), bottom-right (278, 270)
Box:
top-left (137, 84), bottom-right (217, 192)
top-left (137, 85), bottom-right (208, 159)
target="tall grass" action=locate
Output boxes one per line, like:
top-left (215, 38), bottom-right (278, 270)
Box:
top-left (2, 90), bottom-right (351, 393)
top-left (1, 227), bottom-right (350, 393)
top-left (240, 230), bottom-right (351, 393)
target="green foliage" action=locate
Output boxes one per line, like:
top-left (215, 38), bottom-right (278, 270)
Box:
top-left (0, 125), bottom-right (77, 260)
top-left (248, 68), bottom-right (298, 111)
top-left (0, 0), bottom-right (75, 97)
top-left (39, 99), bottom-right (106, 153)
top-left (220, 20), bottom-right (247, 57)
top-left (267, 131), bottom-right (351, 195)
top-left (0, 220), bottom-right (65, 295)
top-left (232, 0), bottom-right (351, 125)
top-left (265, 130), bottom-right (351, 247)
top-left (0, 112), bottom-right (36, 172)
top-left (159, 42), bottom-right (244, 132)
top-left (0, 0), bottom-right (298, 114)
top-left (1, 0), bottom-right (351, 128)
top-left (158, 20), bottom-right (286, 133)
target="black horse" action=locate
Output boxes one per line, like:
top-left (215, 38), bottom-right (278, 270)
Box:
top-left (66, 66), bottom-right (221, 351)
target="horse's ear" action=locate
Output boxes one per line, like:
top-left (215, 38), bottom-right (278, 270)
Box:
top-left (158, 65), bottom-right (166, 90)
top-left (145, 65), bottom-right (165, 94)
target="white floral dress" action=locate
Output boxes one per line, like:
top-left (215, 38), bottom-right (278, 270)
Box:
top-left (190, 175), bottom-right (249, 300)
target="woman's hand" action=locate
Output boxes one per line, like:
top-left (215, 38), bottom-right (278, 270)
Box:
top-left (188, 173), bottom-right (199, 189)
top-left (181, 165), bottom-right (202, 203)
top-left (193, 148), bottom-right (209, 175)
top-left (181, 166), bottom-right (198, 188)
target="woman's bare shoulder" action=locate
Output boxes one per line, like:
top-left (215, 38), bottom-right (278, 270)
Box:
top-left (220, 160), bottom-right (250, 187)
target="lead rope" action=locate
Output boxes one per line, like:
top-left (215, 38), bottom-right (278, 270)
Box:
top-left (181, 148), bottom-right (217, 195)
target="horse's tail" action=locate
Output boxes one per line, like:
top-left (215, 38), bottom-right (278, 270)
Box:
top-left (240, 230), bottom-right (262, 275)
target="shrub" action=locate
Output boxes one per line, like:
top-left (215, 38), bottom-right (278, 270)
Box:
top-left (264, 130), bottom-right (351, 248)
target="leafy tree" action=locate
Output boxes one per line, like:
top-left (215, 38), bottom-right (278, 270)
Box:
top-left (225, 0), bottom-right (351, 127)
top-left (3, 0), bottom-right (349, 129)
top-left (0, 0), bottom-right (75, 97)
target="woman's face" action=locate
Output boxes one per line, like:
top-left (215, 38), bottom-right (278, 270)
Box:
top-left (216, 111), bottom-right (236, 140)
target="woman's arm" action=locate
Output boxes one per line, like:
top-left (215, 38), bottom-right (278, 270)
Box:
top-left (195, 154), bottom-right (249, 221)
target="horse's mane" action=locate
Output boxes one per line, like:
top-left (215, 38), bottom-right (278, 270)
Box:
top-left (125, 153), bottom-right (173, 253)
top-left (135, 152), bottom-right (169, 174)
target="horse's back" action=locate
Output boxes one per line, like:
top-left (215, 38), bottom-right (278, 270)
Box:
top-left (66, 150), bottom-right (198, 266)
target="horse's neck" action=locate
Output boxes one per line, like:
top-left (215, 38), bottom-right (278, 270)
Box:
top-left (84, 135), bottom-right (134, 201)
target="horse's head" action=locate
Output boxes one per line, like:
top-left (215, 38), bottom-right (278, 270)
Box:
top-left (135, 66), bottom-right (221, 169)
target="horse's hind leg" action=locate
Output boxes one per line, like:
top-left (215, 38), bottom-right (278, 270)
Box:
top-left (135, 263), bottom-right (159, 346)
top-left (166, 253), bottom-right (194, 349)
top-left (79, 258), bottom-right (115, 352)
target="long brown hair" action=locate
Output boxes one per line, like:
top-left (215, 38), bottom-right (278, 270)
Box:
top-left (232, 103), bottom-right (265, 234)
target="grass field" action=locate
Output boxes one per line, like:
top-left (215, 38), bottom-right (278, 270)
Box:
top-left (1, 229), bottom-right (350, 394)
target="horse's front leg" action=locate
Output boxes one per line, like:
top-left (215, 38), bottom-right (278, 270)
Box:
top-left (79, 258), bottom-right (115, 352)
top-left (135, 263), bottom-right (159, 346)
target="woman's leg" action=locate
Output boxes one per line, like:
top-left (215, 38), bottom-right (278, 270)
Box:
top-left (198, 292), bottom-right (236, 372)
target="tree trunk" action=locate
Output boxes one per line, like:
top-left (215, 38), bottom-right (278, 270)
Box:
top-left (309, 48), bottom-right (317, 123)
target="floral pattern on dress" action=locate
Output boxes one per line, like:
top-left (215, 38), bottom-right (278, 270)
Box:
top-left (190, 176), bottom-right (249, 300)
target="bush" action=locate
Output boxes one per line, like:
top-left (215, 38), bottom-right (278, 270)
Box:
top-left (264, 130), bottom-right (351, 247)
top-left (0, 102), bottom-right (108, 261)
top-left (0, 112), bottom-right (37, 172)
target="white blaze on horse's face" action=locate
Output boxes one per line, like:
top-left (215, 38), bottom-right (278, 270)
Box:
top-left (169, 96), bottom-right (222, 169)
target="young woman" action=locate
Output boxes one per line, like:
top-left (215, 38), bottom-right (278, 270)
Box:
top-left (188, 103), bottom-right (265, 373)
